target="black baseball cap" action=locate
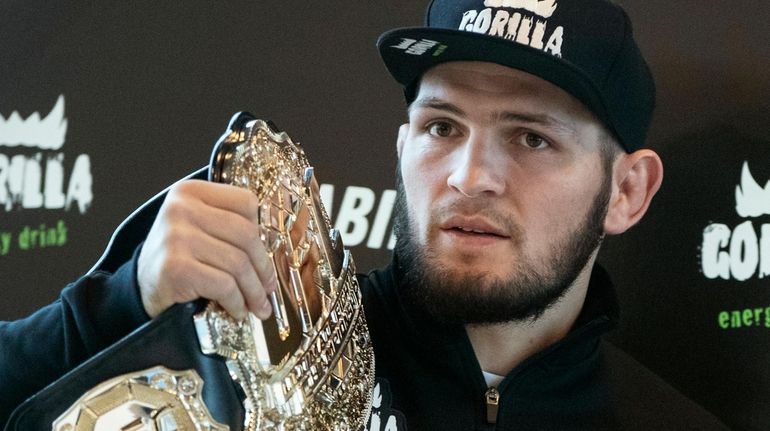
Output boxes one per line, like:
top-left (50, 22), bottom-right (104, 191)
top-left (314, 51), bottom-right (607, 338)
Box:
top-left (377, 0), bottom-right (655, 153)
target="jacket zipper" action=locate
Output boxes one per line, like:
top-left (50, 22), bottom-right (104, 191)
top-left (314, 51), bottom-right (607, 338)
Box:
top-left (485, 386), bottom-right (500, 424)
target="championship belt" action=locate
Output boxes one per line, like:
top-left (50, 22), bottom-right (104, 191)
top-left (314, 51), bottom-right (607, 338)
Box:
top-left (5, 113), bottom-right (375, 430)
top-left (193, 113), bottom-right (376, 429)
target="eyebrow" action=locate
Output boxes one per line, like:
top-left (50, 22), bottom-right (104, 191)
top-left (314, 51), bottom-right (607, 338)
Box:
top-left (409, 98), bottom-right (465, 117)
top-left (409, 97), bottom-right (578, 136)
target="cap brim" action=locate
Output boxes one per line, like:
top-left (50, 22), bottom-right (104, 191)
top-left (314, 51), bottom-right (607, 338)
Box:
top-left (377, 27), bottom-right (612, 142)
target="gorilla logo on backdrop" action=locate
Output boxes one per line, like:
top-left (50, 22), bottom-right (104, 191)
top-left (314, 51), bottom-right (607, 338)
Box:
top-left (701, 161), bottom-right (770, 283)
top-left (0, 95), bottom-right (92, 213)
top-left (735, 162), bottom-right (770, 218)
top-left (0, 95), bottom-right (93, 257)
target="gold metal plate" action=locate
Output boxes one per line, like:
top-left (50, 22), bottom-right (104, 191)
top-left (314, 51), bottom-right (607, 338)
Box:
top-left (196, 115), bottom-right (375, 430)
top-left (53, 366), bottom-right (228, 431)
top-left (53, 115), bottom-right (375, 431)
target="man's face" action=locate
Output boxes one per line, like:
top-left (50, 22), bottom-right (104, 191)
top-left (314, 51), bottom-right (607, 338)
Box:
top-left (394, 61), bottom-right (615, 325)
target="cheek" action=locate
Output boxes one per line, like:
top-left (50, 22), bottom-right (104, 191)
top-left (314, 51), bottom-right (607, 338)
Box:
top-left (517, 165), bottom-right (596, 216)
top-left (538, 177), bottom-right (603, 230)
top-left (400, 159), bottom-right (440, 236)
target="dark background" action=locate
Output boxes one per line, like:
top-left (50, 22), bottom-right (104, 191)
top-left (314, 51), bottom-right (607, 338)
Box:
top-left (1, 1), bottom-right (768, 429)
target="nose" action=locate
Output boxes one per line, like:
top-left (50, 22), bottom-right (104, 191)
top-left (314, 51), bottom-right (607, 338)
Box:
top-left (446, 134), bottom-right (505, 197)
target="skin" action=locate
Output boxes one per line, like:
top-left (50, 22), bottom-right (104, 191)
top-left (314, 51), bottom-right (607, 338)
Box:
top-left (136, 60), bottom-right (662, 376)
top-left (138, 180), bottom-right (278, 320)
top-left (137, 168), bottom-right (321, 321)
top-left (396, 61), bottom-right (663, 374)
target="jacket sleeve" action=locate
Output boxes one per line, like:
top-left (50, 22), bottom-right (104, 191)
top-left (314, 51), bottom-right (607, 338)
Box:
top-left (0, 246), bottom-right (150, 426)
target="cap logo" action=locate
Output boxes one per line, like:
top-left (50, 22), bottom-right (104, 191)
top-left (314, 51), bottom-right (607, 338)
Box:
top-left (390, 38), bottom-right (448, 57)
top-left (483, 0), bottom-right (557, 18)
top-left (457, 0), bottom-right (564, 57)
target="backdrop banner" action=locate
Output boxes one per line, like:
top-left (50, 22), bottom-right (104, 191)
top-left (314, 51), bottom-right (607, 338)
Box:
top-left (1, 2), bottom-right (768, 430)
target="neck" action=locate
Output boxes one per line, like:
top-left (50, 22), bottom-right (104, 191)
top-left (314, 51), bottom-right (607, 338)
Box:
top-left (466, 260), bottom-right (595, 377)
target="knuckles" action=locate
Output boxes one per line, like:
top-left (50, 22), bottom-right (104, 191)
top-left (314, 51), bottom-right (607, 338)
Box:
top-left (141, 179), bottom-right (269, 317)
top-left (160, 200), bottom-right (189, 224)
top-left (163, 225), bottom-right (193, 252)
top-left (172, 179), bottom-right (205, 197)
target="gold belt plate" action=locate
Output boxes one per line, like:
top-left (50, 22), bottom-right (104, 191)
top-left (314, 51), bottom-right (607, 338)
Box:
top-left (53, 114), bottom-right (375, 431)
top-left (196, 114), bottom-right (375, 430)
top-left (52, 366), bottom-right (227, 431)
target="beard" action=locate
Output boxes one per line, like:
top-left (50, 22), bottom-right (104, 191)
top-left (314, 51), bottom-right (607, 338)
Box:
top-left (392, 168), bottom-right (612, 326)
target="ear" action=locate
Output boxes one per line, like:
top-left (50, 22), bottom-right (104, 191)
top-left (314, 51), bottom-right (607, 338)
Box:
top-left (604, 149), bottom-right (664, 235)
top-left (396, 123), bottom-right (410, 157)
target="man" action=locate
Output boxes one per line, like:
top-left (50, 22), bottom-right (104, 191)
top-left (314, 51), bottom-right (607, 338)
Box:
top-left (1, 0), bottom-right (729, 429)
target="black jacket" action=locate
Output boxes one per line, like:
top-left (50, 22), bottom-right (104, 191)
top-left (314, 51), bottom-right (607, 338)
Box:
top-left (362, 259), bottom-right (729, 430)
top-left (0, 170), bottom-right (729, 429)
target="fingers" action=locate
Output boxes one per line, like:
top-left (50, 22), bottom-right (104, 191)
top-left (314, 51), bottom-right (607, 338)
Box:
top-left (184, 227), bottom-right (274, 319)
top-left (180, 197), bottom-right (279, 295)
top-left (137, 180), bottom-right (278, 320)
top-left (164, 255), bottom-right (248, 319)
top-left (183, 180), bottom-right (262, 220)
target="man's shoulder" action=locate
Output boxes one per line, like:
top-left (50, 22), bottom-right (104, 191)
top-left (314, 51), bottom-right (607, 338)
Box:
top-left (600, 341), bottom-right (730, 430)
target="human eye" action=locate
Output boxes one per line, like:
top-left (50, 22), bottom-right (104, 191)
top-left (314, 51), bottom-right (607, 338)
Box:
top-left (519, 132), bottom-right (551, 150)
top-left (427, 120), bottom-right (457, 138)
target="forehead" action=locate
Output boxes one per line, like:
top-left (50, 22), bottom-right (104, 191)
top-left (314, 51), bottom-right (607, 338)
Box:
top-left (414, 61), bottom-right (599, 126)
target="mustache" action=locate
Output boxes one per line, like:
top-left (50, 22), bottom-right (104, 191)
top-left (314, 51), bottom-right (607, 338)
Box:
top-left (430, 199), bottom-right (523, 240)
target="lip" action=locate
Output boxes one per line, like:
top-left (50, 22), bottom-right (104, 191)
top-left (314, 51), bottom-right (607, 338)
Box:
top-left (439, 216), bottom-right (510, 239)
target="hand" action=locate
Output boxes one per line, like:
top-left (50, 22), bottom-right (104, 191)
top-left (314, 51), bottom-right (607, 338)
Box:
top-left (137, 180), bottom-right (278, 320)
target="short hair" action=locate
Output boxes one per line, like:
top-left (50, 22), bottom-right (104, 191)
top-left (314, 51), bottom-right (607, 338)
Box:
top-left (598, 127), bottom-right (623, 174)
